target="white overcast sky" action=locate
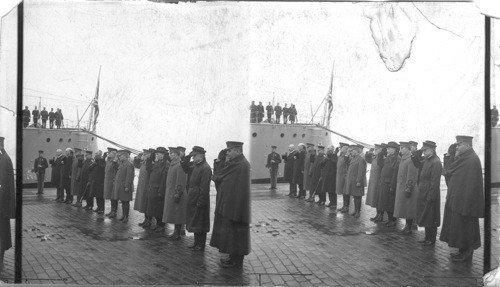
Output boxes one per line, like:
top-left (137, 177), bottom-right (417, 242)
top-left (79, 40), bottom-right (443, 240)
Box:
top-left (1, 1), bottom-right (499, 166)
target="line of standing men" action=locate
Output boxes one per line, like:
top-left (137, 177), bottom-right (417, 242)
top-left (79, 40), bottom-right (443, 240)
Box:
top-left (23, 106), bottom-right (63, 129)
top-left (46, 141), bottom-right (251, 269)
top-left (250, 101), bottom-right (298, 124)
top-left (280, 136), bottom-right (484, 263)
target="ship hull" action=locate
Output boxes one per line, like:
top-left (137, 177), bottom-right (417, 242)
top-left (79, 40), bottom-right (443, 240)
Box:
top-left (250, 123), bottom-right (332, 183)
top-left (22, 128), bottom-right (99, 188)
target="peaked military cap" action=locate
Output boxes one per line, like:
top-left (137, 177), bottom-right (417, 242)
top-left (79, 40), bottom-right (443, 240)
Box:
top-left (168, 147), bottom-right (179, 153)
top-left (455, 135), bottom-right (473, 145)
top-left (408, 141), bottom-right (418, 147)
top-left (74, 147), bottom-right (82, 152)
top-left (38, 150), bottom-right (44, 153)
top-left (143, 149), bottom-right (152, 154)
top-left (148, 148), bottom-right (156, 153)
top-left (399, 142), bottom-right (410, 148)
top-left (339, 142), bottom-right (350, 147)
top-left (156, 147), bottom-right (168, 154)
top-left (381, 143), bottom-right (388, 148)
top-left (107, 147), bottom-right (118, 152)
top-left (317, 144), bottom-right (325, 149)
top-left (189, 146), bottom-right (206, 156)
top-left (374, 144), bottom-right (382, 148)
top-left (226, 141), bottom-right (244, 150)
top-left (176, 146), bottom-right (186, 152)
top-left (306, 143), bottom-right (315, 147)
top-left (118, 149), bottom-right (131, 155)
top-left (85, 150), bottom-right (93, 155)
top-left (420, 140), bottom-right (437, 150)
top-left (271, 145), bottom-right (277, 149)
top-left (0, 136), bottom-right (4, 141)
top-left (387, 141), bottom-right (399, 149)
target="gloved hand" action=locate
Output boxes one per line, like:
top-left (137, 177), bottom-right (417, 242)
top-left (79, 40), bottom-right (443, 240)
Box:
top-left (356, 182), bottom-right (361, 187)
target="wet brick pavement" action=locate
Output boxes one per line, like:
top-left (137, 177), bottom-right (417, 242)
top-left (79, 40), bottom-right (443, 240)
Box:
top-left (0, 184), bottom-right (498, 286)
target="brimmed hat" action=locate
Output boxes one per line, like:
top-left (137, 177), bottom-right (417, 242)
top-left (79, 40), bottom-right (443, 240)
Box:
top-left (317, 144), bottom-right (325, 150)
top-left (381, 143), bottom-right (388, 148)
top-left (271, 145), bottom-right (277, 149)
top-left (455, 135), bottom-right (473, 145)
top-left (143, 149), bottom-right (152, 154)
top-left (189, 146), bottom-right (207, 156)
top-left (38, 150), bottom-right (44, 153)
top-left (226, 141), bottom-right (244, 150)
top-left (419, 140), bottom-right (437, 150)
top-left (156, 147), bottom-right (168, 154)
top-left (107, 147), bottom-right (118, 152)
top-left (374, 144), bottom-right (382, 148)
top-left (85, 150), bottom-right (93, 155)
top-left (176, 146), bottom-right (186, 152)
top-left (387, 141), bottom-right (399, 149)
top-left (339, 142), bottom-right (350, 147)
top-left (399, 142), bottom-right (410, 149)
top-left (306, 143), bottom-right (315, 147)
top-left (408, 141), bottom-right (418, 147)
top-left (168, 147), bottom-right (179, 153)
top-left (118, 149), bottom-right (131, 155)
top-left (74, 147), bottom-right (82, 152)
top-left (148, 148), bottom-right (156, 153)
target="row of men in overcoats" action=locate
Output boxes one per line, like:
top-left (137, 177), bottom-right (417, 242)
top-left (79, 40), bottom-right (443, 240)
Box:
top-left (250, 101), bottom-right (298, 124)
top-left (281, 136), bottom-right (484, 262)
top-left (49, 142), bottom-right (251, 268)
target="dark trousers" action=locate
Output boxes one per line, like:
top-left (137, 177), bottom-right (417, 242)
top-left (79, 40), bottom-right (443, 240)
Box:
top-left (289, 182), bottom-right (297, 195)
top-left (276, 115), bottom-right (281, 123)
top-left (318, 192), bottom-right (326, 202)
top-left (194, 232), bottom-right (207, 248)
top-left (343, 195), bottom-right (350, 207)
top-left (95, 197), bottom-right (104, 210)
top-left (267, 114), bottom-right (272, 123)
top-left (425, 226), bottom-right (438, 242)
top-left (86, 197), bottom-right (94, 207)
top-left (36, 172), bottom-right (45, 193)
top-left (111, 199), bottom-right (118, 212)
top-left (64, 185), bottom-right (71, 201)
top-left (353, 196), bottom-right (362, 212)
top-left (49, 119), bottom-right (54, 129)
top-left (155, 217), bottom-right (165, 227)
top-left (283, 115), bottom-right (288, 124)
top-left (328, 193), bottom-right (337, 206)
top-left (270, 168), bottom-right (278, 189)
top-left (298, 184), bottom-right (305, 197)
top-left (56, 187), bottom-right (64, 200)
top-left (122, 201), bottom-right (130, 217)
top-left (42, 119), bottom-right (47, 128)
top-left (230, 254), bottom-right (244, 265)
top-left (33, 117), bottom-right (39, 127)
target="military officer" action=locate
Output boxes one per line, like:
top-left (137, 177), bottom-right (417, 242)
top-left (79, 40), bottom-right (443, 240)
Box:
top-left (34, 150), bottom-right (49, 194)
top-left (145, 147), bottom-right (169, 230)
top-left (336, 142), bottom-right (351, 213)
top-left (103, 147), bottom-right (119, 217)
top-left (266, 145), bottom-right (282, 190)
top-left (112, 150), bottom-right (135, 223)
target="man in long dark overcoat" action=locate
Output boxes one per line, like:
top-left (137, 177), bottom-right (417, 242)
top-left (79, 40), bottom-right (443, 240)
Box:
top-left (346, 145), bottom-right (367, 218)
top-left (80, 150), bottom-right (94, 209)
top-left (88, 150), bottom-right (106, 214)
top-left (70, 148), bottom-right (83, 205)
top-left (0, 136), bottom-right (15, 270)
top-left (103, 148), bottom-right (119, 216)
top-left (50, 149), bottom-right (64, 201)
top-left (135, 149), bottom-right (154, 226)
top-left (336, 142), bottom-right (351, 213)
top-left (145, 147), bottom-right (169, 230)
top-left (321, 145), bottom-right (338, 207)
top-left (185, 146), bottom-right (212, 251)
top-left (282, 144), bottom-right (296, 196)
top-left (34, 150), bottom-right (49, 195)
top-left (376, 141), bottom-right (400, 226)
top-left (61, 148), bottom-right (74, 203)
top-left (112, 150), bottom-right (135, 223)
top-left (412, 140), bottom-right (442, 246)
top-left (292, 143), bottom-right (306, 198)
top-left (309, 145), bottom-right (325, 204)
top-left (304, 143), bottom-right (315, 200)
top-left (210, 141), bottom-right (251, 269)
top-left (365, 144), bottom-right (382, 221)
top-left (440, 136), bottom-right (484, 261)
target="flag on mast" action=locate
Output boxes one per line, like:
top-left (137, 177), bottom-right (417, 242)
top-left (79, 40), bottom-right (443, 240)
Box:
top-left (326, 62), bottom-right (334, 127)
top-left (92, 66), bottom-right (101, 131)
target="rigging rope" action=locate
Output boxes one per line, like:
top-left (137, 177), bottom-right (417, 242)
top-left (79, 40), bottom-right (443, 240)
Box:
top-left (79, 129), bottom-right (141, 155)
top-left (315, 124), bottom-right (374, 149)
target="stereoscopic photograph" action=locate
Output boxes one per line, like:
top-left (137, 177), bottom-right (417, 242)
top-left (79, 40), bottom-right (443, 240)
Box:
top-left (0, 0), bottom-right (498, 285)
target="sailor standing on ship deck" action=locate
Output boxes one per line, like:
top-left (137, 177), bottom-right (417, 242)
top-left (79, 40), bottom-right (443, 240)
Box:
top-left (274, 103), bottom-right (282, 124)
top-left (48, 108), bottom-right (55, 129)
top-left (266, 145), bottom-right (281, 190)
top-left (22, 106), bottom-right (30, 128)
top-left (40, 107), bottom-right (48, 128)
top-left (34, 150), bottom-right (49, 195)
top-left (266, 102), bottom-right (273, 123)
top-left (282, 104), bottom-right (289, 124)
top-left (32, 106), bottom-right (40, 128)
